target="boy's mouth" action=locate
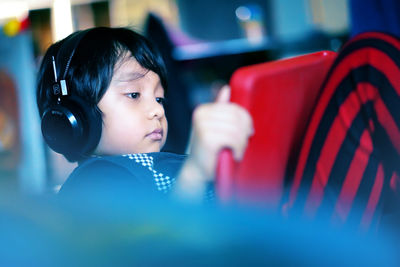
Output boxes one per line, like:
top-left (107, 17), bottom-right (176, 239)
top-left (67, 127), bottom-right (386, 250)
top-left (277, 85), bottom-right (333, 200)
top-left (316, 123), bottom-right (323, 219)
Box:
top-left (146, 128), bottom-right (163, 141)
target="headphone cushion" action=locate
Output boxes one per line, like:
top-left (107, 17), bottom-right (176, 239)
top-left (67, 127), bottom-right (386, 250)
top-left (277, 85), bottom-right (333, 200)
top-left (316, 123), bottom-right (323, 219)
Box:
top-left (41, 95), bottom-right (102, 161)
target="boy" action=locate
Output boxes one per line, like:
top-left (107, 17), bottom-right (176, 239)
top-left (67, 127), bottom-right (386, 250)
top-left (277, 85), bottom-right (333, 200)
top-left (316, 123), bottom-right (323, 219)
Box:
top-left (36, 27), bottom-right (253, 201)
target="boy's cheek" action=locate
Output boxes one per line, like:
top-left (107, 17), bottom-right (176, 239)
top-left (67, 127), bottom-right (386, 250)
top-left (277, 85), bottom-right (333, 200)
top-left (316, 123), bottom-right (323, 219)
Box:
top-left (163, 123), bottom-right (168, 145)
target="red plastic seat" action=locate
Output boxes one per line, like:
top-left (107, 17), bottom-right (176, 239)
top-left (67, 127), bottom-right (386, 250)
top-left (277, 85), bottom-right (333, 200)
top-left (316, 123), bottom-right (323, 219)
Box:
top-left (216, 51), bottom-right (337, 208)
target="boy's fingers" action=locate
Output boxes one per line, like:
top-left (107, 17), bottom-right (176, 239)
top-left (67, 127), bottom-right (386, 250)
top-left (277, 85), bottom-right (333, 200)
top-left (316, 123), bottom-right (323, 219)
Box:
top-left (215, 85), bottom-right (231, 103)
top-left (232, 138), bottom-right (248, 161)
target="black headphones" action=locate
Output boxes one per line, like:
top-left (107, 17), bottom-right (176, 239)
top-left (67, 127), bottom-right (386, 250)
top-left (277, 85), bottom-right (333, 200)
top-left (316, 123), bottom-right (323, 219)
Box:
top-left (41, 29), bottom-right (102, 162)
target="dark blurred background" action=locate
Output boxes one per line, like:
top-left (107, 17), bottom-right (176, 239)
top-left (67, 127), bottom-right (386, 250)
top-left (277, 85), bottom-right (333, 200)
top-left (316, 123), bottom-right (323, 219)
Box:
top-left (0, 0), bottom-right (355, 194)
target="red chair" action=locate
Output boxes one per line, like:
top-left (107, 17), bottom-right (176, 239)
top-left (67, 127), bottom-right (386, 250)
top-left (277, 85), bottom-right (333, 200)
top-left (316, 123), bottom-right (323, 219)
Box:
top-left (216, 51), bottom-right (337, 208)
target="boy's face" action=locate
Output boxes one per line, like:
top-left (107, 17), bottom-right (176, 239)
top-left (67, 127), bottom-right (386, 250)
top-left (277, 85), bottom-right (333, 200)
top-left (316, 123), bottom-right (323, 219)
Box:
top-left (94, 56), bottom-right (168, 155)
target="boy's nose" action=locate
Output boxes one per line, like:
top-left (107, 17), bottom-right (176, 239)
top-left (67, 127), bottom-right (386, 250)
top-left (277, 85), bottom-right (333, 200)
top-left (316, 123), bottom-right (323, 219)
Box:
top-left (147, 100), bottom-right (165, 119)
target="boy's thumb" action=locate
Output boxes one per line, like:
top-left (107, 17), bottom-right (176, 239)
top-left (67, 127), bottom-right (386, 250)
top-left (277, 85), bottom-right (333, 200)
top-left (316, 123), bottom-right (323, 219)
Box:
top-left (215, 85), bottom-right (231, 103)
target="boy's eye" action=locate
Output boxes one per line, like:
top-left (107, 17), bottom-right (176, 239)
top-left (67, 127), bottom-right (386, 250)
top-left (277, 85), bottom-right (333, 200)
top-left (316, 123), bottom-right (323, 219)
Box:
top-left (156, 97), bottom-right (165, 105)
top-left (127, 92), bottom-right (140, 99)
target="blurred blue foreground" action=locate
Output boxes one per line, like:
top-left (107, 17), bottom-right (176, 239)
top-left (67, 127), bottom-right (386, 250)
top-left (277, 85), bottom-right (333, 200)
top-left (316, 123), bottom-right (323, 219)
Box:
top-left (0, 189), bottom-right (398, 266)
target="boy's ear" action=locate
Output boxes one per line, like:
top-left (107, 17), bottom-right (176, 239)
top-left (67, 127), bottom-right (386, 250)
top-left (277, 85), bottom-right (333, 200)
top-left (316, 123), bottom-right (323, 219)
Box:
top-left (215, 85), bottom-right (231, 103)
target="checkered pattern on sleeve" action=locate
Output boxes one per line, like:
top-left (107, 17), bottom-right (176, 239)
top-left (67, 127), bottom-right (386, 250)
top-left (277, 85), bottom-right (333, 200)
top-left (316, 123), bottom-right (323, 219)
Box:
top-left (204, 186), bottom-right (216, 203)
top-left (123, 153), bottom-right (175, 193)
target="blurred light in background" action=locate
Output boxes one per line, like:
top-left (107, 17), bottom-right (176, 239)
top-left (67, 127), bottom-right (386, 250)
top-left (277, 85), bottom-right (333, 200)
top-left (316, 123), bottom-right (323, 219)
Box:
top-left (109, 0), bottom-right (178, 29)
top-left (308, 0), bottom-right (349, 34)
top-left (235, 4), bottom-right (265, 43)
top-left (51, 0), bottom-right (74, 42)
top-left (0, 1), bottom-right (29, 22)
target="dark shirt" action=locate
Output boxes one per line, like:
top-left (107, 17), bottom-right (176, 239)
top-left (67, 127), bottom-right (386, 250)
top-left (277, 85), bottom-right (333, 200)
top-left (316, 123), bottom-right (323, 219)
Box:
top-left (59, 152), bottom-right (187, 202)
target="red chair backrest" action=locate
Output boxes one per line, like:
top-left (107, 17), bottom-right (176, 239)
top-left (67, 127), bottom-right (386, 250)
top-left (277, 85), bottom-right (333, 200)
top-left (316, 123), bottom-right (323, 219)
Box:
top-left (216, 51), bottom-right (337, 208)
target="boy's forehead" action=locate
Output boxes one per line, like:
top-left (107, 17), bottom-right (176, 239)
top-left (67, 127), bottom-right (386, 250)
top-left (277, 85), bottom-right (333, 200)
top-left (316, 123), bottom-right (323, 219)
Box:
top-left (113, 56), bottom-right (148, 81)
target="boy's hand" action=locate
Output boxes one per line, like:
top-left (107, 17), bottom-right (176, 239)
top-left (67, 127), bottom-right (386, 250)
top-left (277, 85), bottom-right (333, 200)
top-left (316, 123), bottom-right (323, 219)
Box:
top-left (174, 85), bottom-right (253, 202)
top-left (188, 85), bottom-right (254, 180)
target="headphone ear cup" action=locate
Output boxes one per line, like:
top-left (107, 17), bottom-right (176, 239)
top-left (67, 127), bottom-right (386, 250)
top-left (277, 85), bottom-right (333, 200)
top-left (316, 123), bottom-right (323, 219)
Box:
top-left (75, 95), bottom-right (102, 159)
top-left (41, 96), bottom-right (102, 161)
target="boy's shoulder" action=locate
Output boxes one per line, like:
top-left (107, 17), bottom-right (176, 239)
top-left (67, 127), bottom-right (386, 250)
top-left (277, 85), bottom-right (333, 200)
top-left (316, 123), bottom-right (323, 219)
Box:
top-left (74, 151), bottom-right (187, 173)
top-left (77, 152), bottom-right (187, 177)
top-left (60, 152), bottom-right (187, 196)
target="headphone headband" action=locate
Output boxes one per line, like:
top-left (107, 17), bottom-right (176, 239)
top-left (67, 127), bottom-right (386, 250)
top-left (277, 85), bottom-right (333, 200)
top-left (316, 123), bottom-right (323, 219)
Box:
top-left (56, 29), bottom-right (91, 82)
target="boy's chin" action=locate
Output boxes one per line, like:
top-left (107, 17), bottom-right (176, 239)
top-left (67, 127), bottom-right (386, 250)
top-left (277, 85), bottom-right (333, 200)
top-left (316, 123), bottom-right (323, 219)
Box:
top-left (139, 143), bottom-right (164, 154)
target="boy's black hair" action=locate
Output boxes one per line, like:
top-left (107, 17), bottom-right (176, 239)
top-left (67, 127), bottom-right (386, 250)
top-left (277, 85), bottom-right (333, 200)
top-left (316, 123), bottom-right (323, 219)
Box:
top-left (36, 27), bottom-right (168, 160)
